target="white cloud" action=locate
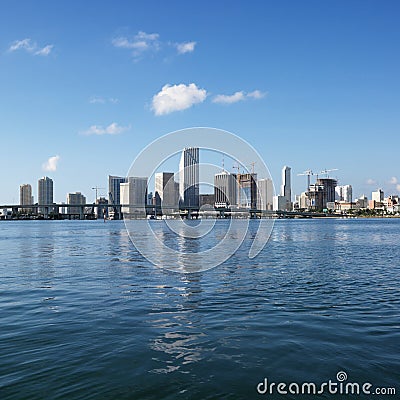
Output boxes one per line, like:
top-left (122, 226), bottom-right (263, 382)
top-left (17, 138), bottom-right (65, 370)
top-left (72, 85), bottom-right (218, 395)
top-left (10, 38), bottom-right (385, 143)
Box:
top-left (176, 41), bottom-right (196, 54)
top-left (9, 38), bottom-right (53, 56)
top-left (366, 178), bottom-right (376, 185)
top-left (35, 44), bottom-right (53, 56)
top-left (397, 184), bottom-right (400, 192)
top-left (42, 155), bottom-right (60, 172)
top-left (152, 83), bottom-right (207, 115)
top-left (213, 89), bottom-right (266, 104)
top-left (247, 90), bottom-right (267, 99)
top-left (89, 96), bottom-right (106, 104)
top-left (213, 91), bottom-right (246, 104)
top-left (82, 122), bottom-right (130, 135)
top-left (9, 38), bottom-right (34, 52)
top-left (89, 96), bottom-right (119, 104)
top-left (112, 31), bottom-right (160, 58)
top-left (389, 176), bottom-right (398, 185)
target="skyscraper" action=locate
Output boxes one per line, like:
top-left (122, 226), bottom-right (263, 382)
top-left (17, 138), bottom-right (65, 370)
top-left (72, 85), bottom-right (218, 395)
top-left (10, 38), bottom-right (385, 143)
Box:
top-left (155, 172), bottom-right (178, 210)
top-left (214, 171), bottom-right (237, 208)
top-left (257, 178), bottom-right (273, 210)
top-left (179, 147), bottom-right (199, 209)
top-left (372, 189), bottom-right (384, 203)
top-left (335, 185), bottom-right (353, 203)
top-left (273, 166), bottom-right (292, 211)
top-left (67, 192), bottom-right (86, 214)
top-left (281, 165), bottom-right (291, 205)
top-left (19, 184), bottom-right (33, 213)
top-left (108, 175), bottom-right (127, 205)
top-left (38, 177), bottom-right (53, 215)
top-left (238, 173), bottom-right (258, 209)
top-left (120, 177), bottom-right (148, 216)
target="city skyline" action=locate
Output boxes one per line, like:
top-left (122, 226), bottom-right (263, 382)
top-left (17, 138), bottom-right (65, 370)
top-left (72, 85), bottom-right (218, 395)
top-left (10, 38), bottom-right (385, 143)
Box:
top-left (1, 2), bottom-right (400, 204)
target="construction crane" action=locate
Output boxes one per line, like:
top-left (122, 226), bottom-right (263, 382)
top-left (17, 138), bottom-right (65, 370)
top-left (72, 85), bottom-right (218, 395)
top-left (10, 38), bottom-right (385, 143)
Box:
top-left (318, 168), bottom-right (339, 179)
top-left (92, 186), bottom-right (105, 202)
top-left (297, 170), bottom-right (314, 190)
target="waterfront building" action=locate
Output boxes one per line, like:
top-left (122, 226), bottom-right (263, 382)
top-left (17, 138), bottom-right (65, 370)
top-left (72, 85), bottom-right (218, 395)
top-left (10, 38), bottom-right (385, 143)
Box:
top-left (372, 189), bottom-right (384, 203)
top-left (281, 166), bottom-right (291, 205)
top-left (299, 192), bottom-right (309, 210)
top-left (238, 173), bottom-right (258, 209)
top-left (369, 200), bottom-right (385, 210)
top-left (67, 192), bottom-right (86, 215)
top-left (200, 194), bottom-right (215, 209)
top-left (273, 195), bottom-right (287, 211)
top-left (335, 185), bottom-right (353, 203)
top-left (214, 171), bottom-right (237, 208)
top-left (257, 178), bottom-right (273, 210)
top-left (38, 176), bottom-right (54, 215)
top-left (155, 172), bottom-right (178, 211)
top-left (19, 184), bottom-right (33, 213)
top-left (120, 177), bottom-right (148, 216)
top-left (179, 147), bottom-right (199, 209)
top-left (273, 166), bottom-right (292, 211)
top-left (108, 175), bottom-right (127, 205)
top-left (355, 195), bottom-right (368, 209)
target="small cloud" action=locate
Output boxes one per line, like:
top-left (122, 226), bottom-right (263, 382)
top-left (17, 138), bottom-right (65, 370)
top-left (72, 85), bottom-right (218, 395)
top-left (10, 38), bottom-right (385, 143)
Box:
top-left (89, 96), bottom-right (106, 104)
top-left (9, 38), bottom-right (53, 56)
top-left (397, 184), bottom-right (400, 192)
top-left (389, 176), bottom-right (398, 185)
top-left (35, 44), bottom-right (53, 56)
top-left (366, 178), bottom-right (376, 185)
top-left (89, 96), bottom-right (119, 104)
top-left (213, 89), bottom-right (266, 104)
top-left (82, 122), bottom-right (130, 135)
top-left (247, 90), bottom-right (267, 99)
top-left (176, 41), bottom-right (196, 54)
top-left (42, 155), bottom-right (60, 172)
top-left (112, 31), bottom-right (160, 59)
top-left (213, 91), bottom-right (246, 104)
top-left (152, 83), bottom-right (207, 116)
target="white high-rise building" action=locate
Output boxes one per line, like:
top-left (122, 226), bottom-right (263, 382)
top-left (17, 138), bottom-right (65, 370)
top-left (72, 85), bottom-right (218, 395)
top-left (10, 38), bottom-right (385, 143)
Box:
top-left (257, 178), bottom-right (273, 210)
top-left (214, 171), bottom-right (237, 208)
top-left (120, 177), bottom-right (148, 216)
top-left (179, 147), bottom-right (199, 208)
top-left (273, 166), bottom-right (292, 211)
top-left (20, 184), bottom-right (33, 213)
top-left (155, 172), bottom-right (178, 210)
top-left (335, 185), bottom-right (353, 203)
top-left (372, 189), bottom-right (384, 203)
top-left (38, 177), bottom-right (54, 215)
top-left (67, 192), bottom-right (86, 214)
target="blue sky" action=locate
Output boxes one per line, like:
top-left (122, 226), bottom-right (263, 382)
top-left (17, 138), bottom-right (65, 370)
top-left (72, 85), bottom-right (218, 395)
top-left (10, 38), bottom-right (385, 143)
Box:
top-left (1, 0), bottom-right (399, 204)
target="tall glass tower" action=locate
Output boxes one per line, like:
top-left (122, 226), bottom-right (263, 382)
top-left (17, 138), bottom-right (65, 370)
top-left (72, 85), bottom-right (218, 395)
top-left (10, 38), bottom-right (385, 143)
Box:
top-left (179, 147), bottom-right (199, 209)
top-left (38, 176), bottom-right (54, 215)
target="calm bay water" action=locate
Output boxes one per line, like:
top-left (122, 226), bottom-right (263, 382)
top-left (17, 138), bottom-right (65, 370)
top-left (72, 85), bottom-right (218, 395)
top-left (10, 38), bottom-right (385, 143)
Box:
top-left (0, 219), bottom-right (399, 399)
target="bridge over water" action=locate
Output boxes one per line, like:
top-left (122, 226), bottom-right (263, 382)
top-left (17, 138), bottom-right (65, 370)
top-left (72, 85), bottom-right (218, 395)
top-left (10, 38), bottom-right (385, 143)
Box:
top-left (1, 203), bottom-right (331, 220)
